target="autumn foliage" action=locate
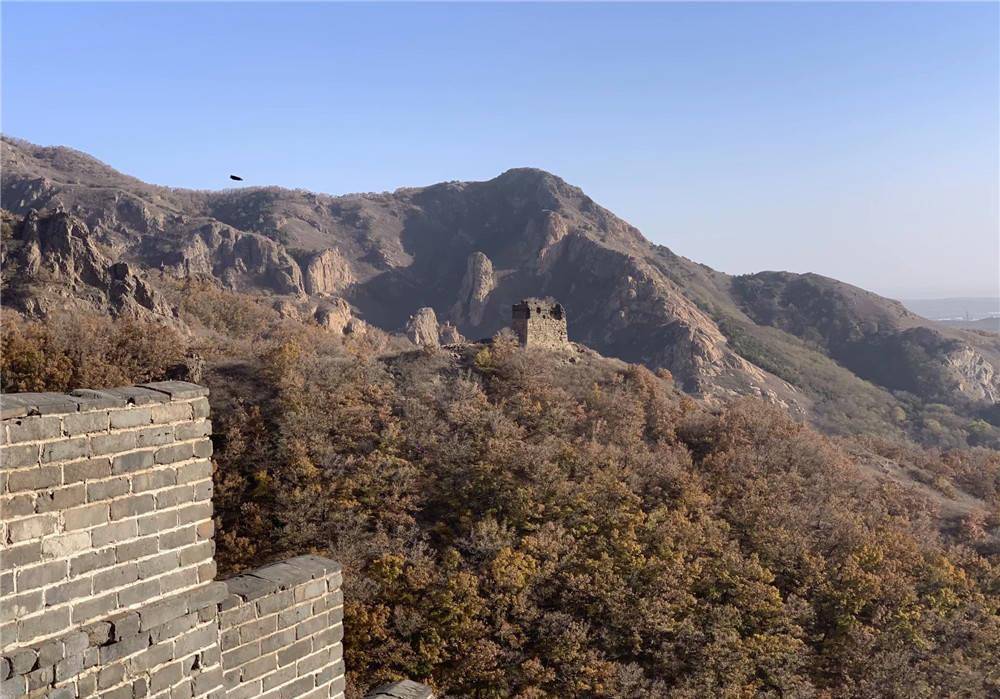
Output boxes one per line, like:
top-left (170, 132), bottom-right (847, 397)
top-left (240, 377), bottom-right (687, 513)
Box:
top-left (0, 310), bottom-right (184, 392)
top-left (210, 334), bottom-right (1000, 698)
top-left (3, 312), bottom-right (999, 697)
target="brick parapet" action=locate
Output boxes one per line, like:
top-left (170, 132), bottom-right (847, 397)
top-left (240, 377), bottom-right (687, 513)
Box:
top-left (0, 581), bottom-right (228, 698)
top-left (217, 556), bottom-right (345, 699)
top-left (2, 383), bottom-right (371, 698)
top-left (2, 382), bottom-right (216, 653)
top-left (0, 554), bottom-right (346, 699)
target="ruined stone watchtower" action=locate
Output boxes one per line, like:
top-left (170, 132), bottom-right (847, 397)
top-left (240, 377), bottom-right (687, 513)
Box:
top-left (512, 298), bottom-right (568, 348)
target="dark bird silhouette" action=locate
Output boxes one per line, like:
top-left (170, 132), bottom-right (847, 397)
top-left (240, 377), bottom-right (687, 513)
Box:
top-left (229, 175), bottom-right (243, 181)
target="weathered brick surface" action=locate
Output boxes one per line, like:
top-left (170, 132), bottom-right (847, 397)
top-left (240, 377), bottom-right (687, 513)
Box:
top-left (2, 384), bottom-right (346, 699)
top-left (217, 557), bottom-right (344, 699)
top-left (512, 298), bottom-right (569, 349)
top-left (2, 383), bottom-right (216, 650)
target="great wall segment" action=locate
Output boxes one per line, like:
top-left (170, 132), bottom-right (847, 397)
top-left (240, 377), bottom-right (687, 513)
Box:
top-left (0, 382), bottom-right (431, 699)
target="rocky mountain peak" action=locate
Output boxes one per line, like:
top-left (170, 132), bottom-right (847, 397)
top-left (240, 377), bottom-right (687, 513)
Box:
top-left (3, 136), bottom-right (997, 447)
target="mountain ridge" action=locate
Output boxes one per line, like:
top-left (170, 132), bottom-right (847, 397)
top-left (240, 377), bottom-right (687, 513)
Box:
top-left (3, 135), bottom-right (998, 446)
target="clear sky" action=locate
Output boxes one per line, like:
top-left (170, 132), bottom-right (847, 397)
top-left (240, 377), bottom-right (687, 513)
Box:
top-left (3, 2), bottom-right (997, 299)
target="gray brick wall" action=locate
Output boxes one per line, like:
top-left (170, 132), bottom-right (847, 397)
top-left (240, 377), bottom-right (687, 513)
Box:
top-left (2, 382), bottom-right (226, 698)
top-left (2, 382), bottom-right (217, 655)
top-left (217, 557), bottom-right (344, 699)
top-left (1, 383), bottom-right (377, 699)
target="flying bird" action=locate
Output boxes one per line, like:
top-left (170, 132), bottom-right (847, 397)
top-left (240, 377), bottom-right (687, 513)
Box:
top-left (229, 175), bottom-right (244, 181)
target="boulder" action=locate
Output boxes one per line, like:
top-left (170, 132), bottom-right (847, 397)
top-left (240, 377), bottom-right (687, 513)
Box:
top-left (405, 307), bottom-right (440, 347)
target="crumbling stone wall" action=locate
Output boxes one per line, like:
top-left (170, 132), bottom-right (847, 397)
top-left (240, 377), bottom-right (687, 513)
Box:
top-left (0, 382), bottom-right (346, 699)
top-left (511, 298), bottom-right (568, 349)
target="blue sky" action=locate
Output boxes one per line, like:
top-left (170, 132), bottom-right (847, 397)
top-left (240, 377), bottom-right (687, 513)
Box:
top-left (3, 2), bottom-right (997, 299)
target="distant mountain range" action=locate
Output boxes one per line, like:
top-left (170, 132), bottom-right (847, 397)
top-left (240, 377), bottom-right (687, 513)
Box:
top-left (935, 317), bottom-right (1000, 333)
top-left (2, 135), bottom-right (998, 445)
top-left (902, 297), bottom-right (1000, 322)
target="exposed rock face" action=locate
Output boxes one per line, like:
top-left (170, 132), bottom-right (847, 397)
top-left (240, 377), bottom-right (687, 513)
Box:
top-left (188, 224), bottom-right (304, 295)
top-left (406, 307), bottom-right (440, 347)
top-left (451, 252), bottom-right (495, 327)
top-left (535, 210), bottom-right (571, 272)
top-left (304, 248), bottom-right (353, 295)
top-left (19, 210), bottom-right (106, 286)
top-left (171, 234), bottom-right (216, 279)
top-left (944, 345), bottom-right (1000, 403)
top-left (108, 262), bottom-right (174, 319)
top-left (2, 210), bottom-right (175, 321)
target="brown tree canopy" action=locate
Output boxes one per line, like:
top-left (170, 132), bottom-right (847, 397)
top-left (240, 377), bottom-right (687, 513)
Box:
top-left (4, 310), bottom-right (999, 697)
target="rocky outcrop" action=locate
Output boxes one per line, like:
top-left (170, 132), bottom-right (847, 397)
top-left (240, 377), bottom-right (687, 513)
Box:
top-left (171, 234), bottom-right (216, 279)
top-left (943, 344), bottom-right (1000, 403)
top-left (158, 224), bottom-right (303, 295)
top-left (168, 233), bottom-right (351, 300)
top-left (406, 312), bottom-right (463, 347)
top-left (451, 252), bottom-right (495, 327)
top-left (304, 248), bottom-right (353, 295)
top-left (438, 322), bottom-right (464, 345)
top-left (406, 307), bottom-right (440, 347)
top-left (108, 262), bottom-right (174, 319)
top-left (217, 226), bottom-right (303, 294)
top-left (536, 210), bottom-right (571, 272)
top-left (3, 210), bottom-right (175, 321)
top-left (18, 210), bottom-right (106, 286)
top-left (316, 298), bottom-right (361, 335)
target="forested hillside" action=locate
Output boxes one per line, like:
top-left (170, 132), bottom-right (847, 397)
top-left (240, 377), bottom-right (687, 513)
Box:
top-left (3, 302), bottom-right (998, 697)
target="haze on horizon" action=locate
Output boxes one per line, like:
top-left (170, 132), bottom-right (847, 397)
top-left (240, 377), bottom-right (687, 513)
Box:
top-left (2, 2), bottom-right (997, 300)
